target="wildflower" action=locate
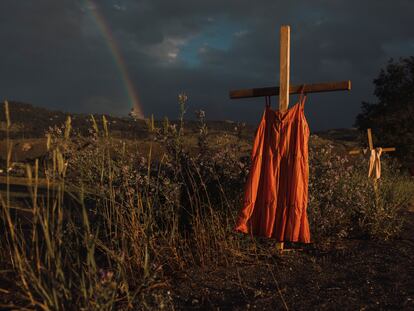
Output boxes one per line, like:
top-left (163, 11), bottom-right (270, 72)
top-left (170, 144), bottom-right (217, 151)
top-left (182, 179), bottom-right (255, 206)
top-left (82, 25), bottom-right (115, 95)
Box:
top-left (99, 269), bottom-right (114, 284)
top-left (196, 110), bottom-right (205, 119)
top-left (178, 93), bottom-right (188, 102)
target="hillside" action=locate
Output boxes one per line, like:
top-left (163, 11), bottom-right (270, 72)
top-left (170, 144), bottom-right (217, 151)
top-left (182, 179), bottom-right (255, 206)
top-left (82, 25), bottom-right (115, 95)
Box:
top-left (0, 101), bottom-right (254, 140)
top-left (0, 101), bottom-right (370, 167)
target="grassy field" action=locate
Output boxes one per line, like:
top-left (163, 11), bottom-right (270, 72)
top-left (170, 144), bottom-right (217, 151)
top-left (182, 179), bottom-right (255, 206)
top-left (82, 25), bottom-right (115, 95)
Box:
top-left (1, 100), bottom-right (413, 310)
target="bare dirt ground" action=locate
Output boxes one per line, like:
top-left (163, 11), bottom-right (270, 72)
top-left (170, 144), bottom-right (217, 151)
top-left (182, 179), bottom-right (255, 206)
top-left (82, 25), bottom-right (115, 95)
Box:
top-left (1, 208), bottom-right (412, 310)
top-left (169, 205), bottom-right (414, 310)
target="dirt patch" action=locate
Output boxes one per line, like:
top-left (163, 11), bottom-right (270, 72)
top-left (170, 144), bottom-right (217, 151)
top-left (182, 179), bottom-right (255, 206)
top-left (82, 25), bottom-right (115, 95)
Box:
top-left (170, 213), bottom-right (414, 310)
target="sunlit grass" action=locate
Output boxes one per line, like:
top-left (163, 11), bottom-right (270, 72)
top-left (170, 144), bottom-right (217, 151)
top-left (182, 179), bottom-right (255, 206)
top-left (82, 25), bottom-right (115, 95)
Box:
top-left (0, 96), bottom-right (413, 310)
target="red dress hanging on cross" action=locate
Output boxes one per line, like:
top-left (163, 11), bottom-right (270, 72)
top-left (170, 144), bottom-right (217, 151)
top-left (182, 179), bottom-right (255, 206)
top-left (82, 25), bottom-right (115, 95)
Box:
top-left (234, 93), bottom-right (311, 243)
top-left (230, 25), bottom-right (351, 246)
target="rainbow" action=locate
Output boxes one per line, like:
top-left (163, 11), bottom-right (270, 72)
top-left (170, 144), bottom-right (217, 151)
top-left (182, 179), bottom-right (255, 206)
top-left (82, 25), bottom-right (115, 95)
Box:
top-left (85, 0), bottom-right (144, 119)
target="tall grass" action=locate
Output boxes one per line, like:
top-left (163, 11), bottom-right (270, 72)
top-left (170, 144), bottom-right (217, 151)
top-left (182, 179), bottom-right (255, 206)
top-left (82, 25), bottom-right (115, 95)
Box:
top-left (0, 96), bottom-right (248, 309)
top-left (0, 97), bottom-right (413, 309)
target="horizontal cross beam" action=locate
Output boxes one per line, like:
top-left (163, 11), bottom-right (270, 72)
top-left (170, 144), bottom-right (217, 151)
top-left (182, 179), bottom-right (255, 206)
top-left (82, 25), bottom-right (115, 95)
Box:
top-left (349, 147), bottom-right (396, 155)
top-left (229, 80), bottom-right (351, 99)
top-left (349, 129), bottom-right (396, 155)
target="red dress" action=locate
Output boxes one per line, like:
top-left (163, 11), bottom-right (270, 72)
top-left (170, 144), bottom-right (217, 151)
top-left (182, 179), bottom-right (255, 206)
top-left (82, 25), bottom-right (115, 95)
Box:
top-left (235, 95), bottom-right (311, 243)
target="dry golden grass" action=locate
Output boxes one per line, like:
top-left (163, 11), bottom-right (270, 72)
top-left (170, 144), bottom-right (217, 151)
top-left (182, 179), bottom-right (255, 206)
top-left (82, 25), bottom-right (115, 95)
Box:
top-left (1, 96), bottom-right (413, 310)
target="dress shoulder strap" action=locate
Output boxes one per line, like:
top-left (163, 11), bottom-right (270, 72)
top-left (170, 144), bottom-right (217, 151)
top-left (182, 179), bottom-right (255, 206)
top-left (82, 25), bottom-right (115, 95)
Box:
top-left (299, 84), bottom-right (307, 108)
top-left (265, 96), bottom-right (271, 108)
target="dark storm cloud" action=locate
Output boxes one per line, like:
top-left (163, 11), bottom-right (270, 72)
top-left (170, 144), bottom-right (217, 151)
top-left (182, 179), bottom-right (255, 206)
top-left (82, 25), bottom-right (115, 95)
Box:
top-left (1, 0), bottom-right (413, 130)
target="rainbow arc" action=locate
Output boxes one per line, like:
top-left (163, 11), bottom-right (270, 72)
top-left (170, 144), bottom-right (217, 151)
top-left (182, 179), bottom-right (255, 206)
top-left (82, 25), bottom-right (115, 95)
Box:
top-left (86, 0), bottom-right (144, 119)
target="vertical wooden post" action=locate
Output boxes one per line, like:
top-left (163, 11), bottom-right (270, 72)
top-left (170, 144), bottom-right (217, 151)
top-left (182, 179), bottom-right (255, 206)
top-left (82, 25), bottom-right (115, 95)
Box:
top-left (279, 25), bottom-right (290, 112)
top-left (277, 25), bottom-right (290, 251)
top-left (367, 128), bottom-right (374, 150)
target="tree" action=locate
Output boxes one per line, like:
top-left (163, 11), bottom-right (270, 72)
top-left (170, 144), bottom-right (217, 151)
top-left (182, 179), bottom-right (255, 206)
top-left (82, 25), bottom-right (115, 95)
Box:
top-left (355, 57), bottom-right (414, 165)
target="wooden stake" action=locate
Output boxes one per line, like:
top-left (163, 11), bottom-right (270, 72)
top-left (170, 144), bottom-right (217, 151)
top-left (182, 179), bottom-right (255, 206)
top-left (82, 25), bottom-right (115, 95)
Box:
top-left (367, 128), bottom-right (374, 151)
top-left (279, 25), bottom-right (290, 112)
top-left (276, 242), bottom-right (284, 251)
top-left (348, 128), bottom-right (396, 198)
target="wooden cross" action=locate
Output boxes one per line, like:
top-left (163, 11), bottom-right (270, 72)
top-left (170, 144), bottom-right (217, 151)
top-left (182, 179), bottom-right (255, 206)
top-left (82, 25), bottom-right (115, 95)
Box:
top-left (229, 25), bottom-right (351, 112)
top-left (229, 25), bottom-right (351, 250)
top-left (349, 128), bottom-right (396, 175)
top-left (349, 128), bottom-right (396, 205)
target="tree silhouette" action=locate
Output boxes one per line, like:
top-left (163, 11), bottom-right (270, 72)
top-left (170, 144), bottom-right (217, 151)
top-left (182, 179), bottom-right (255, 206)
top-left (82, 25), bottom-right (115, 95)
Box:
top-left (355, 57), bottom-right (414, 165)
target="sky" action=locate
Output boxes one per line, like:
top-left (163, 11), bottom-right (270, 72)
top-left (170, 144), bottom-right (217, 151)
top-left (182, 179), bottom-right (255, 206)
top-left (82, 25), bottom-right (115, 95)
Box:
top-left (1, 0), bottom-right (414, 130)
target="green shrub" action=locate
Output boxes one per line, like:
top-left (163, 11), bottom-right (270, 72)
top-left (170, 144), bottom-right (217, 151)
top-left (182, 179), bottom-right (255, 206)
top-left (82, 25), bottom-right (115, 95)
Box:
top-left (308, 136), bottom-right (413, 240)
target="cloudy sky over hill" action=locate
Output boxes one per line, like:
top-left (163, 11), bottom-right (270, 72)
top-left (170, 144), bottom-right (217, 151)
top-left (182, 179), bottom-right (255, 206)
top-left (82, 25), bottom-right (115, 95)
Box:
top-left (1, 0), bottom-right (413, 130)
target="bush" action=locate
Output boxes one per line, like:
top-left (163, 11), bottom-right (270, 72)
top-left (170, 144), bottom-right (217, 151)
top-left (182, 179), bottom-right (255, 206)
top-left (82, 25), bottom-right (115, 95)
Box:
top-left (1, 98), bottom-right (413, 309)
top-left (308, 136), bottom-right (414, 240)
